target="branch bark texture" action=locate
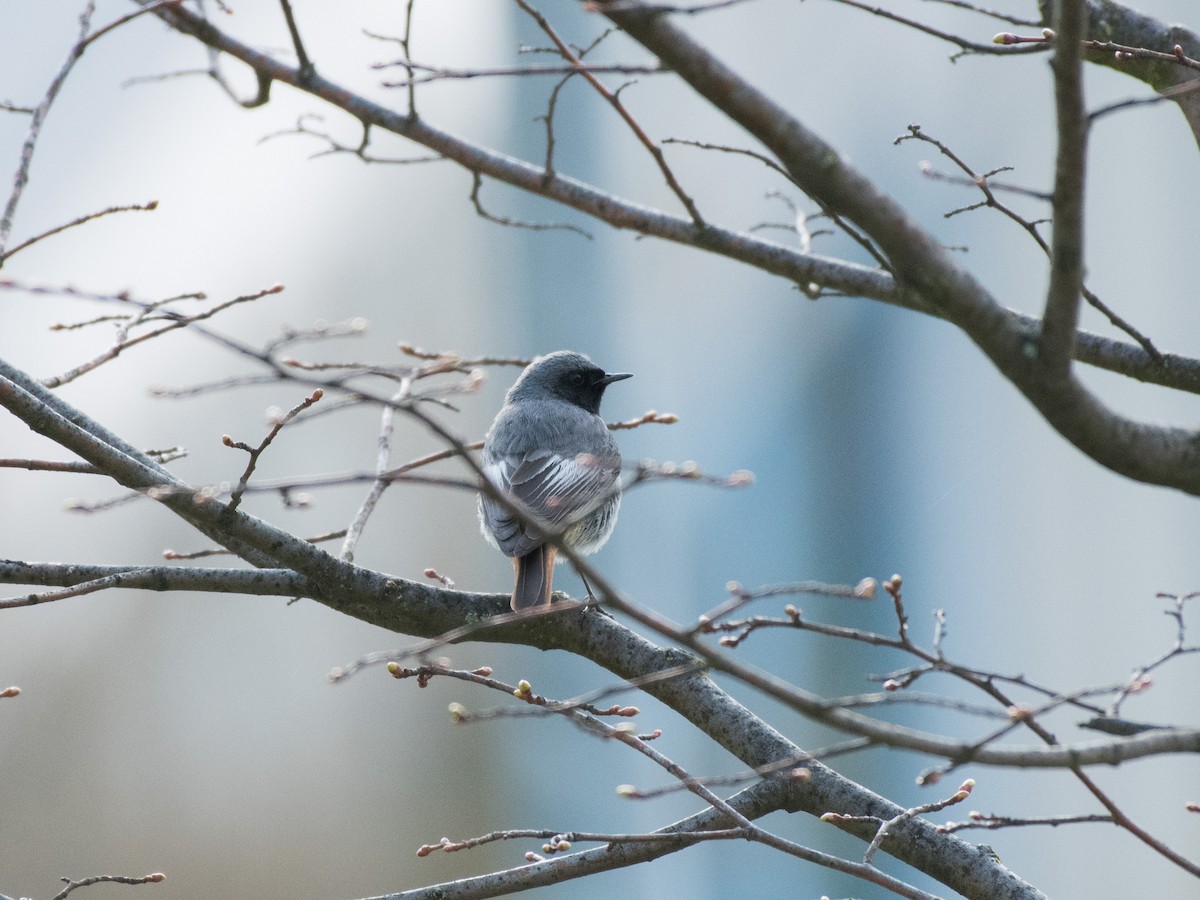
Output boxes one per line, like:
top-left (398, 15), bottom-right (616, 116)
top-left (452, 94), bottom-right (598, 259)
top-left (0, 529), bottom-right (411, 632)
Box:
top-left (134, 0), bottom-right (1200, 495)
top-left (0, 355), bottom-right (1053, 898)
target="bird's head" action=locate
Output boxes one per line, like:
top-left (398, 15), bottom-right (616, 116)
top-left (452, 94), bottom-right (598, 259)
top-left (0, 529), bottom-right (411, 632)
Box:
top-left (508, 350), bottom-right (632, 414)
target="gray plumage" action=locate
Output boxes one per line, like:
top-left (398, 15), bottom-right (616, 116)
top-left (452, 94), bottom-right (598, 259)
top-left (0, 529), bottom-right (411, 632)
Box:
top-left (478, 351), bottom-right (630, 610)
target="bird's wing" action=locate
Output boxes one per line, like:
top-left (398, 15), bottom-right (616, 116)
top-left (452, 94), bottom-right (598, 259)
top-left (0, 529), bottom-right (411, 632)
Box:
top-left (479, 449), bottom-right (618, 558)
top-left (508, 449), bottom-right (619, 525)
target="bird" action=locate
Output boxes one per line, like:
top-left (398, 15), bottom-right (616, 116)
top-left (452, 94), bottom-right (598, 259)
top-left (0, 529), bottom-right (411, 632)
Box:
top-left (478, 350), bottom-right (631, 610)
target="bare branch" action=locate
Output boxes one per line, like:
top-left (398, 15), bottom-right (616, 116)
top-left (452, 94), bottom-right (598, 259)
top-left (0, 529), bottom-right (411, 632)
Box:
top-left (375, 60), bottom-right (664, 87)
top-left (51, 872), bottom-right (165, 900)
top-left (0, 446), bottom-right (185, 475)
top-left (395, 663), bottom-right (941, 900)
top-left (0, 561), bottom-right (314, 598)
top-left (1107, 592), bottom-right (1200, 717)
top-left (514, 0), bottom-right (705, 227)
top-left (4, 200), bottom-right (158, 260)
top-left (0, 1), bottom-right (180, 262)
top-left (259, 115), bottom-right (443, 165)
top-left (130, 0), bottom-right (1200, 404)
top-left (1040, 5), bottom-right (1087, 376)
top-left (597, 0), bottom-right (1200, 495)
top-left (897, 125), bottom-right (1160, 360)
top-left (223, 388), bottom-right (325, 513)
top-left (826, 0), bottom-right (1048, 59)
top-left (162, 529), bottom-right (346, 561)
top-left (920, 0), bottom-right (1039, 28)
top-left (469, 171), bottom-right (593, 238)
top-left (824, 778), bottom-right (975, 865)
top-left (939, 811), bottom-right (1114, 834)
top-left (0, 2), bottom-right (94, 261)
top-left (29, 283), bottom-right (282, 388)
top-left (277, 0), bottom-right (313, 80)
top-left (1084, 38), bottom-right (1200, 72)
top-left (340, 385), bottom-right (406, 562)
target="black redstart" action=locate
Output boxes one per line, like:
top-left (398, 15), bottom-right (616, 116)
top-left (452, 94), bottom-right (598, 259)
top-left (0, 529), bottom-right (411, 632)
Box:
top-left (478, 350), bottom-right (631, 610)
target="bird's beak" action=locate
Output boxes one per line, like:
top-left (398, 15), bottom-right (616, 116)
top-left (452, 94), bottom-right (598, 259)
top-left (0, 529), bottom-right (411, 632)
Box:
top-left (599, 371), bottom-right (632, 385)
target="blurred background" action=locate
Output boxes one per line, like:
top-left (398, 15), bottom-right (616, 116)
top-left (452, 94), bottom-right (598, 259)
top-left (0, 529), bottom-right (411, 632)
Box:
top-left (2, 1), bottom-right (1198, 897)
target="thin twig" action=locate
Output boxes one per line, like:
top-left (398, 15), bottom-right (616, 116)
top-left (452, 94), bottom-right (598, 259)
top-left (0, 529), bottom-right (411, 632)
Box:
top-left (469, 170), bottom-right (592, 237)
top-left (163, 529), bottom-right (346, 561)
top-left (939, 812), bottom-right (1114, 834)
top-left (224, 388), bottom-right (325, 513)
top-left (897, 125), bottom-right (1161, 360)
top-left (827, 0), bottom-right (1047, 58)
top-left (665, 137), bottom-right (892, 272)
top-left (515, 0), bottom-right (705, 227)
top-left (340, 383), bottom-right (409, 561)
top-left (824, 779), bottom-right (975, 864)
top-left (0, 2), bottom-right (94, 261)
top-left (40, 285), bottom-right (282, 388)
top-left (376, 60), bottom-right (664, 87)
top-left (0, 0), bottom-right (181, 262)
top-left (52, 872), bottom-right (165, 900)
top-left (1, 568), bottom-right (155, 609)
top-left (1107, 592), bottom-right (1200, 717)
top-left (399, 663), bottom-right (938, 899)
top-left (1084, 38), bottom-right (1200, 73)
top-left (259, 115), bottom-right (443, 165)
top-left (4, 201), bottom-right (158, 259)
top-left (278, 0), bottom-right (313, 79)
top-left (0, 446), bottom-right (185, 474)
top-left (919, 0), bottom-right (1038, 27)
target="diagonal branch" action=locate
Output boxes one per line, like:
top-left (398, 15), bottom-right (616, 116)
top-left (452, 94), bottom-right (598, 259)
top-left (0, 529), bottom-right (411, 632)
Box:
top-left (392, 777), bottom-right (930, 900)
top-left (1073, 0), bottom-right (1200, 147)
top-left (0, 561), bottom-right (313, 596)
top-left (340, 385), bottom-right (406, 562)
top-left (1, 351), bottom-right (1045, 897)
top-left (899, 126), bottom-right (1159, 361)
top-left (277, 0), bottom-right (313, 80)
top-left (595, 0), bottom-right (1200, 496)
top-left (0, 0), bottom-right (180, 262)
top-left (514, 0), bottom-right (704, 226)
top-left (0, 357), bottom-right (329, 575)
top-left (0, 2), bottom-right (94, 261)
top-left (131, 1), bottom-right (1200, 401)
top-left (3, 200), bottom-right (158, 260)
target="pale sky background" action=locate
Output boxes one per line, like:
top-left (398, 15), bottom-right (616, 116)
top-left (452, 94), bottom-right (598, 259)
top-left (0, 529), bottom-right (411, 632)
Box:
top-left (2, 1), bottom-right (1199, 898)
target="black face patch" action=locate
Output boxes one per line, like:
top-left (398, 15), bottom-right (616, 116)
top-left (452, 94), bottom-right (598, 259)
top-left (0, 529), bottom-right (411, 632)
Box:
top-left (551, 364), bottom-right (610, 414)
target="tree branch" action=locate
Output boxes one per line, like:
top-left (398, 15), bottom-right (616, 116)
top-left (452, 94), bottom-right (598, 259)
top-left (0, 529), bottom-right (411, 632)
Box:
top-left (1040, 2), bottom-right (1087, 376)
top-left (0, 2), bottom-right (93, 261)
top-left (1074, 0), bottom-right (1200, 147)
top-left (0, 561), bottom-right (313, 597)
top-left (596, 0), bottom-right (1200, 496)
top-left (0, 350), bottom-right (1047, 897)
top-left (0, 357), bottom-right (326, 574)
top-left (131, 1), bottom-right (1200, 402)
top-left (397, 774), bottom-right (943, 900)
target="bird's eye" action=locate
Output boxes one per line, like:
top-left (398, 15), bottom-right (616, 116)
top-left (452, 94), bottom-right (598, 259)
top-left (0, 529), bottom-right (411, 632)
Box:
top-left (568, 372), bottom-right (585, 386)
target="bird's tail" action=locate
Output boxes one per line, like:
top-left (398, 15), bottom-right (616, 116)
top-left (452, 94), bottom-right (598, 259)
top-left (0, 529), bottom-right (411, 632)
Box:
top-left (512, 545), bottom-right (557, 610)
